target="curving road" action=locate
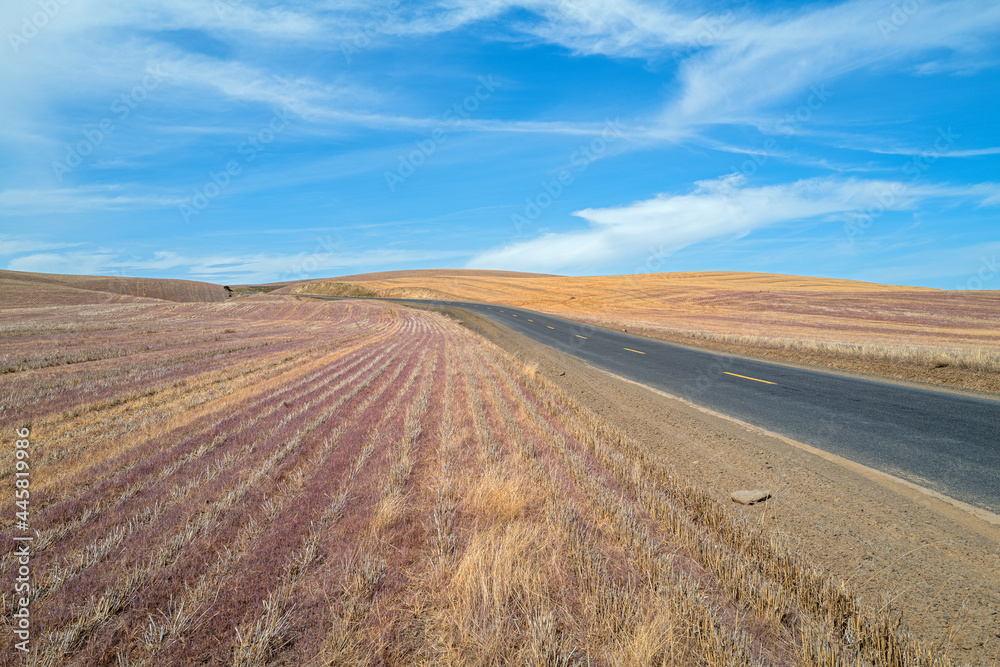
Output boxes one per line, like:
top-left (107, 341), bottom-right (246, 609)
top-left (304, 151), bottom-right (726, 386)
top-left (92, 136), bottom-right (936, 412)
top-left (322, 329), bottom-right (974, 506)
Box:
top-left (305, 295), bottom-right (1000, 514)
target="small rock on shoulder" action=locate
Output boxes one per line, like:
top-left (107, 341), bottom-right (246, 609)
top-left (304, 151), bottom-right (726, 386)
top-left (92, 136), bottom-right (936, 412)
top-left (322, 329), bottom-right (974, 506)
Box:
top-left (732, 489), bottom-right (771, 505)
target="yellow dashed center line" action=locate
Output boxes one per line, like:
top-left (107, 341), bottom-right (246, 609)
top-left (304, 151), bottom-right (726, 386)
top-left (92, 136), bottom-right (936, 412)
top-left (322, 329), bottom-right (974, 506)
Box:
top-left (575, 335), bottom-right (587, 339)
top-left (527, 319), bottom-right (533, 322)
top-left (723, 372), bottom-right (776, 385)
top-left (623, 348), bottom-right (645, 354)
top-left (547, 326), bottom-right (555, 330)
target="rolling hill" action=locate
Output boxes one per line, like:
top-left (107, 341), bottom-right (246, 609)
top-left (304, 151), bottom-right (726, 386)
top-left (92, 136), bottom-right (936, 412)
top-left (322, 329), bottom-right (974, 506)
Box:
top-left (0, 270), bottom-right (228, 306)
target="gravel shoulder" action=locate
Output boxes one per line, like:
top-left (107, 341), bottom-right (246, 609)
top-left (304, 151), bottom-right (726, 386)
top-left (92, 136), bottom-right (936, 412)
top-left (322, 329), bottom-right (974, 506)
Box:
top-left (426, 304), bottom-right (1000, 666)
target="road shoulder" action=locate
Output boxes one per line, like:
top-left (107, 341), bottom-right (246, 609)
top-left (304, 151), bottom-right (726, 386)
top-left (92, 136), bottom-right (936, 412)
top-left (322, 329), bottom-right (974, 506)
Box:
top-left (427, 304), bottom-right (1000, 665)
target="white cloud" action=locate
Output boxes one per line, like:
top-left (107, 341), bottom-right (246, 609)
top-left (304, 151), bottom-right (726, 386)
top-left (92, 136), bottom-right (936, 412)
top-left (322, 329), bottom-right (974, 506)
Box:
top-left (393, 0), bottom-right (1000, 141)
top-left (857, 145), bottom-right (1000, 159)
top-left (123, 250), bottom-right (188, 270)
top-left (156, 55), bottom-right (341, 121)
top-left (0, 0), bottom-right (320, 46)
top-left (6, 246), bottom-right (468, 284)
top-left (5, 0), bottom-right (1000, 144)
top-left (658, 1), bottom-right (1000, 135)
top-left (468, 175), bottom-right (999, 273)
top-left (0, 235), bottom-right (85, 256)
top-left (189, 248), bottom-right (467, 283)
top-left (0, 186), bottom-right (183, 214)
top-left (396, 0), bottom-right (708, 52)
top-left (7, 251), bottom-right (118, 276)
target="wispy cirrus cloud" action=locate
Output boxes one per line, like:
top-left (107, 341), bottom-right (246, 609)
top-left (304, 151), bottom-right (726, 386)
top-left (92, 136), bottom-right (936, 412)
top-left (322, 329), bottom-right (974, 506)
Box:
top-left (853, 144), bottom-right (1000, 159)
top-left (6, 246), bottom-right (468, 284)
top-left (0, 186), bottom-right (183, 214)
top-left (5, 0), bottom-right (998, 149)
top-left (388, 0), bottom-right (1000, 138)
top-left (0, 235), bottom-right (86, 256)
top-left (1, 0), bottom-right (996, 287)
top-left (655, 0), bottom-right (1000, 136)
top-left (468, 174), bottom-right (1000, 274)
top-left (6, 252), bottom-right (120, 276)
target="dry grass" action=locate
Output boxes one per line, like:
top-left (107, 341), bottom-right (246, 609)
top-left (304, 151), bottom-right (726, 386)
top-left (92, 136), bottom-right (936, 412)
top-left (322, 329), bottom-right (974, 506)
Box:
top-left (591, 326), bottom-right (1000, 375)
top-left (0, 292), bottom-right (958, 665)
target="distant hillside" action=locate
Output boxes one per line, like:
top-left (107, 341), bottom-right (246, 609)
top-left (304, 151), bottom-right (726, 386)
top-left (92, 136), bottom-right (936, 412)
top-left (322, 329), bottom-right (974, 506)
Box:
top-left (287, 268), bottom-right (1000, 394)
top-left (0, 270), bottom-right (228, 306)
top-left (287, 268), bottom-right (999, 353)
top-left (321, 268), bottom-right (560, 282)
top-left (287, 268), bottom-right (937, 307)
top-left (287, 281), bottom-right (460, 301)
top-left (278, 269), bottom-right (565, 301)
top-left (298, 269), bottom-right (932, 297)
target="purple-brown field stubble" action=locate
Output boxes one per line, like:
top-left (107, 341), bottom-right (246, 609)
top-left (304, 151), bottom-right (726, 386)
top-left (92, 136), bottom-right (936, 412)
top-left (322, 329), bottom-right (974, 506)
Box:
top-left (0, 296), bottom-right (955, 666)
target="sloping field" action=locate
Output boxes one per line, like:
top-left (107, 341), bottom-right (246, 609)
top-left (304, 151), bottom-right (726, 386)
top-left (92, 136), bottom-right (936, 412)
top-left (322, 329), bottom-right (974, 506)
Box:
top-left (0, 296), bottom-right (952, 665)
top-left (288, 270), bottom-right (1000, 390)
top-left (0, 270), bottom-right (228, 304)
top-left (323, 268), bottom-right (560, 282)
top-left (0, 277), bottom-right (160, 308)
top-left (287, 270), bottom-right (998, 349)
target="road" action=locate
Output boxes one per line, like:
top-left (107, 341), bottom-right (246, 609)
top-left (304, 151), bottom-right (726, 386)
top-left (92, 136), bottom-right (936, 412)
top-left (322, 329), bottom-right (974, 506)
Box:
top-left (306, 295), bottom-right (1000, 514)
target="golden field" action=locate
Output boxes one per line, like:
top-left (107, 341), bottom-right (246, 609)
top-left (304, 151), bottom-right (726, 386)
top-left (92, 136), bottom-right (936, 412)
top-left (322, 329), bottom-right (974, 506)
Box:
top-left (285, 270), bottom-right (1000, 390)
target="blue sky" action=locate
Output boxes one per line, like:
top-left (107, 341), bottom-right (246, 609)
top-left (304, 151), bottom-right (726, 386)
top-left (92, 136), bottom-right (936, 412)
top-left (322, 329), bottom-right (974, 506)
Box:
top-left (1, 0), bottom-right (998, 288)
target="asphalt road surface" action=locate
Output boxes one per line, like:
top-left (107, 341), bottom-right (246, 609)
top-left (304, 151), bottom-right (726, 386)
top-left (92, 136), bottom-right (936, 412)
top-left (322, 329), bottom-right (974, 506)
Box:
top-left (305, 295), bottom-right (1000, 514)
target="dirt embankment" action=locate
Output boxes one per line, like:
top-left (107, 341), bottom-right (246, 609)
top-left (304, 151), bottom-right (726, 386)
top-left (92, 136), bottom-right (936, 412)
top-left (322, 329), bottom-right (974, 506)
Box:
top-left (427, 304), bottom-right (1000, 666)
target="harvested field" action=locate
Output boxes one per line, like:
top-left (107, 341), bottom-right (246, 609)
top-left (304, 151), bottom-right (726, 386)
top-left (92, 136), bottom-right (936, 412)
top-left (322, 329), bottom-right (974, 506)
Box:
top-left (286, 270), bottom-right (1000, 393)
top-left (0, 279), bottom-right (161, 309)
top-left (0, 270), bottom-right (228, 305)
top-left (0, 296), bottom-right (956, 665)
